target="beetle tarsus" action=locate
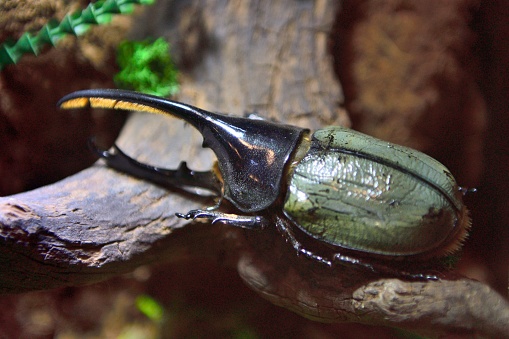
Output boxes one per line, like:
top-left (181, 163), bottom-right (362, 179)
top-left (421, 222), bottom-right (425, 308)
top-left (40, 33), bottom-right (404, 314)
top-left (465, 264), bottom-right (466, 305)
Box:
top-left (332, 253), bottom-right (376, 273)
top-left (176, 209), bottom-right (267, 230)
top-left (299, 248), bottom-right (333, 267)
top-left (332, 253), bottom-right (440, 280)
top-left (275, 217), bottom-right (333, 267)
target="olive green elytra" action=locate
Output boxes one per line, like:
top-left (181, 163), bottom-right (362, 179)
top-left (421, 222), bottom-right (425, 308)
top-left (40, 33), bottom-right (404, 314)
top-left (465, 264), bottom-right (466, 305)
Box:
top-left (284, 127), bottom-right (466, 257)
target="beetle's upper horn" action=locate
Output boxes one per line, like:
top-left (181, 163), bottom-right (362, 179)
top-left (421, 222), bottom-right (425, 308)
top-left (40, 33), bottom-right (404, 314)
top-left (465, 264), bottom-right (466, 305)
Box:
top-left (58, 89), bottom-right (308, 212)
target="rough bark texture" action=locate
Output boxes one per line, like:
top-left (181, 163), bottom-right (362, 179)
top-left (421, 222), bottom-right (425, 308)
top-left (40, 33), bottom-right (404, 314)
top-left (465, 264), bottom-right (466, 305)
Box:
top-left (0, 0), bottom-right (508, 337)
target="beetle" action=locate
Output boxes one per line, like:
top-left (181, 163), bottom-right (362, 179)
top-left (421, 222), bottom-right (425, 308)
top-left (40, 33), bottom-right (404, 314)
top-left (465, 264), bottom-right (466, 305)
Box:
top-left (58, 89), bottom-right (470, 277)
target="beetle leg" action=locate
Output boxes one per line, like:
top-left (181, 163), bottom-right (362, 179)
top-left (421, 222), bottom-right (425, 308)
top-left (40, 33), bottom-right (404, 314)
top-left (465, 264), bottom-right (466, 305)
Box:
top-left (88, 139), bottom-right (222, 195)
top-left (176, 210), bottom-right (268, 230)
top-left (275, 219), bottom-right (332, 267)
top-left (278, 218), bottom-right (439, 279)
top-left (332, 254), bottom-right (440, 280)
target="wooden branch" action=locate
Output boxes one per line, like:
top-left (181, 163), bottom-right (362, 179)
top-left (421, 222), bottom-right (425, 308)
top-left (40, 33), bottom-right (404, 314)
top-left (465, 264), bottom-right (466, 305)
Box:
top-left (238, 248), bottom-right (509, 337)
top-left (0, 0), bottom-right (508, 337)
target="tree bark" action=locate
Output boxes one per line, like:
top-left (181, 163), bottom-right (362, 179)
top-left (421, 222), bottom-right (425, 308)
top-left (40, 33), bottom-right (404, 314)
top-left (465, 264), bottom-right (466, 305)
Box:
top-left (0, 0), bottom-right (507, 337)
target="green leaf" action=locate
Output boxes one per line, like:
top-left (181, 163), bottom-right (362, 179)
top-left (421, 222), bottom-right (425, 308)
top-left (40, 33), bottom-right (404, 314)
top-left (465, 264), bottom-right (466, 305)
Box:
top-left (114, 38), bottom-right (179, 96)
top-left (135, 294), bottom-right (165, 322)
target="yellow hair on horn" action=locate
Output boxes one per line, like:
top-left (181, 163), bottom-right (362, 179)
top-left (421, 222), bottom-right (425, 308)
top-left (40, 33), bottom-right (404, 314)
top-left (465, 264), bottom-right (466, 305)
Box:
top-left (59, 96), bottom-right (167, 115)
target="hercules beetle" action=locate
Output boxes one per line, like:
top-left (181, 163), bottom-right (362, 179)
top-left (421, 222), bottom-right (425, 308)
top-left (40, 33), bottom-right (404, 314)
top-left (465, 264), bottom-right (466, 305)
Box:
top-left (58, 89), bottom-right (470, 277)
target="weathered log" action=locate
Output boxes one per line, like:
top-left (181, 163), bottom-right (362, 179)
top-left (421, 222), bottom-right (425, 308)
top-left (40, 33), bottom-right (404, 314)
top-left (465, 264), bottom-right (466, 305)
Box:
top-left (0, 0), bottom-right (508, 337)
